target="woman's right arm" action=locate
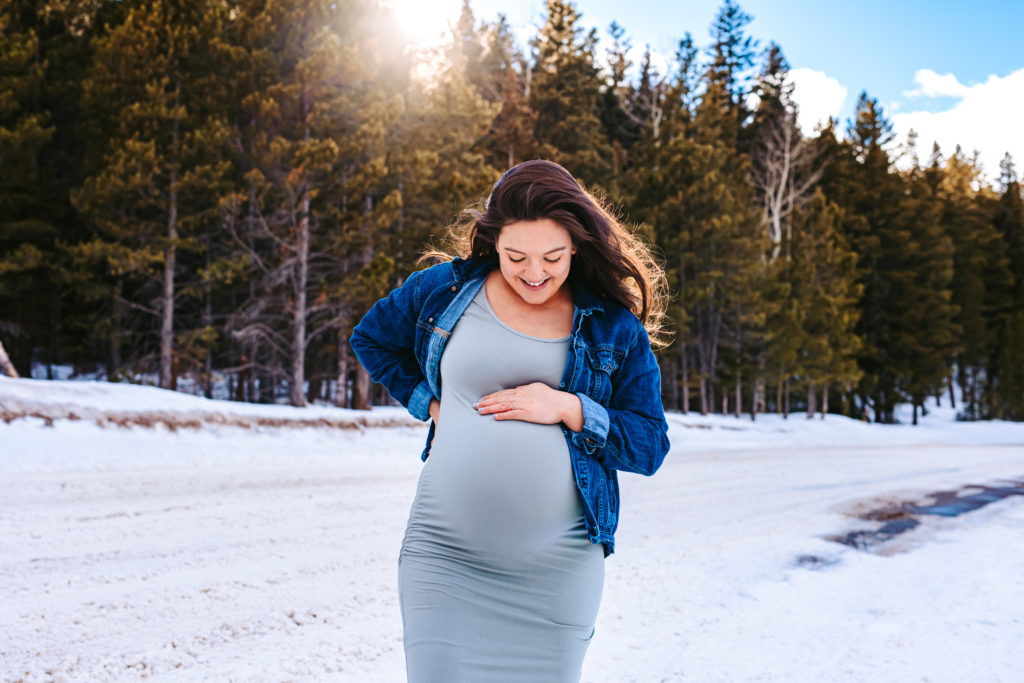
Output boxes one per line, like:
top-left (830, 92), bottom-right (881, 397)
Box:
top-left (349, 268), bottom-right (437, 422)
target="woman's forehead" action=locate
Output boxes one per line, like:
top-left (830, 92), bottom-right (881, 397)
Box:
top-left (498, 218), bottom-right (572, 247)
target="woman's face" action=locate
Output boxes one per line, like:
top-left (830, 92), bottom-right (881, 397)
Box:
top-left (495, 218), bottom-right (575, 306)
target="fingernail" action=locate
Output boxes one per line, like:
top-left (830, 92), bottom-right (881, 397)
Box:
top-left (472, 402), bottom-right (479, 409)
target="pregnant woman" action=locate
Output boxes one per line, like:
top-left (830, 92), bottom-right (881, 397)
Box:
top-left (350, 160), bottom-right (671, 682)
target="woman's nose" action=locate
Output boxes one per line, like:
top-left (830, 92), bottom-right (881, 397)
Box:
top-left (523, 262), bottom-right (546, 278)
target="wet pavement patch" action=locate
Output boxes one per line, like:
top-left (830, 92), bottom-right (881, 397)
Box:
top-left (828, 478), bottom-right (1024, 551)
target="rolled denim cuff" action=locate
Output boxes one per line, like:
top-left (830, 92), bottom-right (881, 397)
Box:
top-left (573, 392), bottom-right (610, 455)
top-left (408, 379), bottom-right (435, 422)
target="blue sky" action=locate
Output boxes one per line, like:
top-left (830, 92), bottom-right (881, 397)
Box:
top-left (392, 0), bottom-right (1024, 182)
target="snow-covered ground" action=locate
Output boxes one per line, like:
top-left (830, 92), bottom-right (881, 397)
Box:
top-left (2, 376), bottom-right (1023, 682)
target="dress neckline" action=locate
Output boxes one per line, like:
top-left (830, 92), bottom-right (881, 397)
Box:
top-left (477, 286), bottom-right (571, 343)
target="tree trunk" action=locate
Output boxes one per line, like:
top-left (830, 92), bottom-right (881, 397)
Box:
top-left (734, 350), bottom-right (742, 418)
top-left (734, 378), bottom-right (741, 418)
top-left (784, 380), bottom-right (791, 418)
top-left (948, 371), bottom-right (956, 409)
top-left (776, 378), bottom-right (783, 416)
top-left (110, 278), bottom-right (123, 378)
top-left (659, 359), bottom-right (673, 411)
top-left (681, 344), bottom-right (689, 414)
top-left (352, 360), bottom-right (371, 410)
top-left (160, 82), bottom-right (181, 391)
top-left (912, 401), bottom-right (919, 426)
top-left (290, 201), bottom-right (309, 407)
top-left (289, 195), bottom-right (310, 407)
top-left (202, 231), bottom-right (214, 399)
top-left (753, 378), bottom-right (761, 421)
top-left (699, 376), bottom-right (708, 415)
top-left (336, 331), bottom-right (350, 408)
top-left (821, 386), bottom-right (829, 419)
top-left (0, 341), bottom-right (19, 378)
top-left (752, 351), bottom-right (766, 419)
top-left (807, 383), bottom-right (816, 418)
top-left (246, 343), bottom-right (257, 402)
top-left (290, 102), bottom-right (313, 407)
top-left (160, 171), bottom-right (177, 390)
top-left (966, 368), bottom-right (974, 417)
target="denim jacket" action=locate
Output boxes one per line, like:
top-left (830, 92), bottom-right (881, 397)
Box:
top-left (349, 256), bottom-right (670, 555)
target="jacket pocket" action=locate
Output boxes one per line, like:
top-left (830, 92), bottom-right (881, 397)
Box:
top-left (584, 345), bottom-right (621, 403)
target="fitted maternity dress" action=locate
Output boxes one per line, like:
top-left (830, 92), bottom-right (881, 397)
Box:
top-left (397, 285), bottom-right (605, 683)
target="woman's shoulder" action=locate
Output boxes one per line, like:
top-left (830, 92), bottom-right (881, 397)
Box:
top-left (410, 259), bottom-right (457, 289)
top-left (411, 256), bottom-right (494, 291)
top-left (583, 296), bottom-right (646, 350)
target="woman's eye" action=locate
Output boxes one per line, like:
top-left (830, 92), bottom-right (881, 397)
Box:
top-left (507, 256), bottom-right (561, 263)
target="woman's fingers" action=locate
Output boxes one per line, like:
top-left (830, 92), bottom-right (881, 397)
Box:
top-left (474, 383), bottom-right (561, 424)
top-left (474, 392), bottom-right (515, 415)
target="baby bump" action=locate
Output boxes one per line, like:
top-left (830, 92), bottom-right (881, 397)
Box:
top-left (411, 408), bottom-right (583, 555)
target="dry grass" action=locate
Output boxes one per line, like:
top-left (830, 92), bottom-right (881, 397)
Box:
top-left (0, 399), bottom-right (421, 432)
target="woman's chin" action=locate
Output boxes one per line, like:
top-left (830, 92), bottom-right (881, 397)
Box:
top-left (515, 283), bottom-right (554, 303)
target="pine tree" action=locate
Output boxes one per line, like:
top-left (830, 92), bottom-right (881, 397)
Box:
top-left (836, 93), bottom-right (907, 422)
top-left (892, 150), bottom-right (958, 424)
top-left (598, 21), bottom-right (641, 191)
top-left (705, 0), bottom-right (759, 150)
top-left (71, 0), bottom-right (233, 389)
top-left (0, 3), bottom-right (55, 375)
top-left (992, 154), bottom-right (1024, 418)
top-left (627, 47), bottom-right (658, 137)
top-left (940, 146), bottom-right (1012, 418)
top-left (480, 16), bottom-right (536, 169)
top-left (782, 192), bottom-right (862, 418)
top-left (530, 0), bottom-right (611, 188)
top-left (395, 57), bottom-right (499, 266)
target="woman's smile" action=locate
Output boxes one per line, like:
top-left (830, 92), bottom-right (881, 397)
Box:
top-left (521, 277), bottom-right (550, 290)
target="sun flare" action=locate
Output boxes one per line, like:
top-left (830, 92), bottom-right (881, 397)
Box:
top-left (387, 0), bottom-right (457, 46)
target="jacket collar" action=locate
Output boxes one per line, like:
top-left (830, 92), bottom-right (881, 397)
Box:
top-left (451, 255), bottom-right (498, 283)
top-left (452, 256), bottom-right (605, 315)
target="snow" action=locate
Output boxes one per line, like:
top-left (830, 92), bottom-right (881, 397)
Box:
top-left (2, 376), bottom-right (1023, 682)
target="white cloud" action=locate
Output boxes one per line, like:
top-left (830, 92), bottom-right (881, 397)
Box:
top-left (903, 69), bottom-right (971, 99)
top-left (788, 67), bottom-right (848, 134)
top-left (892, 67), bottom-right (1024, 183)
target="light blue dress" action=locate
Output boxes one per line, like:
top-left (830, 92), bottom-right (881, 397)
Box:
top-left (398, 286), bottom-right (605, 682)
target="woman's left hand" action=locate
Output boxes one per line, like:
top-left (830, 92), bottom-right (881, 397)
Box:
top-left (475, 382), bottom-right (583, 432)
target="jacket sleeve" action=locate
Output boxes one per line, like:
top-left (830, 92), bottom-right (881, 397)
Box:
top-left (349, 268), bottom-right (436, 422)
top-left (571, 322), bottom-right (670, 476)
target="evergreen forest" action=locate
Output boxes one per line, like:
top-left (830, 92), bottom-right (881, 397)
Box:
top-left (2, 0), bottom-right (1023, 423)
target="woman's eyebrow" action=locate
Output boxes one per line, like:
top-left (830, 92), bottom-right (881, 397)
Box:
top-left (502, 246), bottom-right (568, 255)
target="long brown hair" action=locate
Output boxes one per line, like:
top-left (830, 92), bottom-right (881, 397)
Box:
top-left (424, 160), bottom-right (669, 348)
